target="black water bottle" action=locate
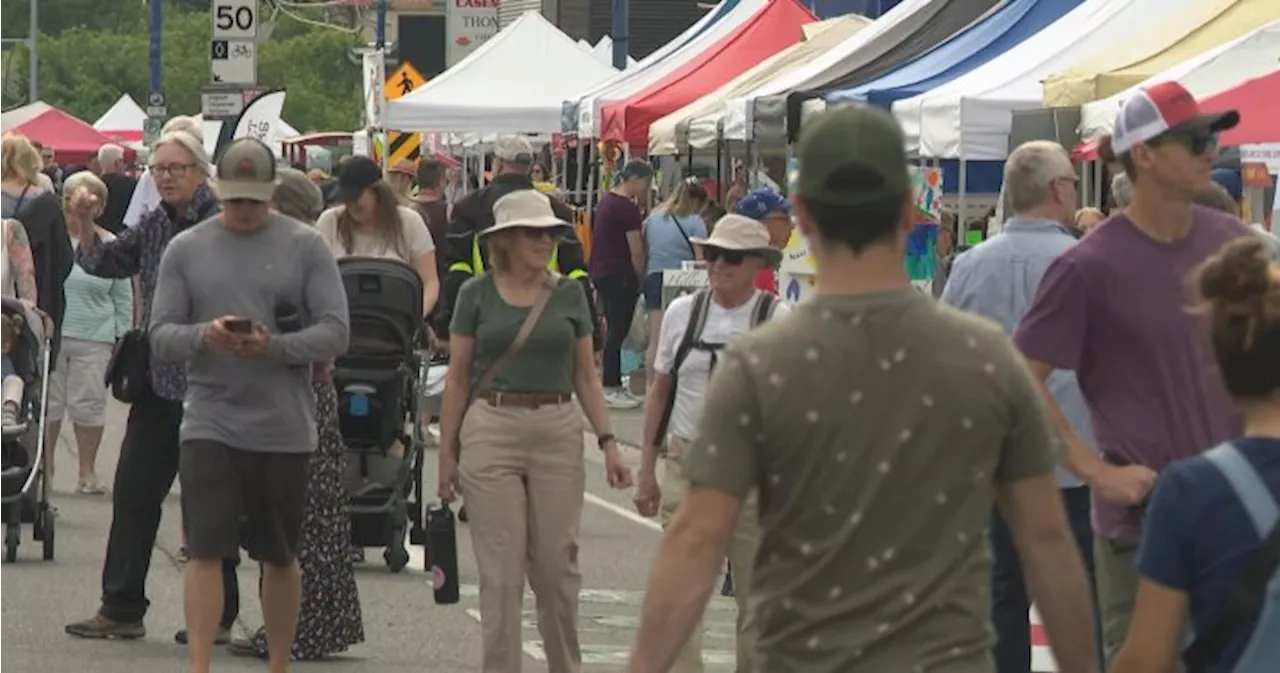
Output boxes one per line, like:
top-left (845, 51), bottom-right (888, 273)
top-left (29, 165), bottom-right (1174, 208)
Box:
top-left (426, 502), bottom-right (460, 604)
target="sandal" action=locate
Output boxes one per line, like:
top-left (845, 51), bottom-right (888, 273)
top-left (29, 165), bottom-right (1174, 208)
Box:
top-left (77, 479), bottom-right (108, 495)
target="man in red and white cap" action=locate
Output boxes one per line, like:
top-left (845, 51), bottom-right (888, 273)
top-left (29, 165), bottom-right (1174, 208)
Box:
top-left (1013, 80), bottom-right (1255, 662)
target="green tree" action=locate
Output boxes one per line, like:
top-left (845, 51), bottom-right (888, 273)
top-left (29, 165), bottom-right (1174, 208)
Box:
top-left (3, 2), bottom-right (362, 134)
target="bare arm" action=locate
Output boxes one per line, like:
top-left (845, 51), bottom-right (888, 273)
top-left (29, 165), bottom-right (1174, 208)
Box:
top-left (1024, 358), bottom-right (1108, 482)
top-left (572, 334), bottom-right (614, 436)
top-left (997, 475), bottom-right (1100, 673)
top-left (438, 334), bottom-right (474, 458)
top-left (1110, 579), bottom-right (1188, 673)
top-left (416, 250), bottom-right (440, 317)
top-left (626, 229), bottom-right (646, 279)
top-left (4, 220), bottom-right (39, 303)
top-left (629, 488), bottom-right (740, 673)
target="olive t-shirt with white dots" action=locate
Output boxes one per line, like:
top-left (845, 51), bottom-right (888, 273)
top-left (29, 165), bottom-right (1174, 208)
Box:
top-left (684, 288), bottom-right (1059, 673)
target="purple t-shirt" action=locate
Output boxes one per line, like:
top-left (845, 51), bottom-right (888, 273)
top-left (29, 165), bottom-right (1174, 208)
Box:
top-left (1013, 205), bottom-right (1249, 542)
top-left (590, 192), bottom-right (642, 279)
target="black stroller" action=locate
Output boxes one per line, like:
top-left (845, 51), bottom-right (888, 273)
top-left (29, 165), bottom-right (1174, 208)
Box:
top-left (1, 298), bottom-right (56, 562)
top-left (334, 258), bottom-right (428, 572)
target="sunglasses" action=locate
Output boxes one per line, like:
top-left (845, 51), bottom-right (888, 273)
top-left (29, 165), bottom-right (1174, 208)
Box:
top-left (704, 247), bottom-right (760, 265)
top-left (1159, 128), bottom-right (1218, 156)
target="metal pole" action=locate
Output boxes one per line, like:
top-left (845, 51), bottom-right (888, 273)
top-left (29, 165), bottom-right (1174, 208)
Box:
top-left (375, 0), bottom-right (388, 170)
top-left (611, 0), bottom-right (628, 71)
top-left (150, 0), bottom-right (162, 93)
top-left (375, 0), bottom-right (387, 49)
top-left (27, 0), bottom-right (37, 103)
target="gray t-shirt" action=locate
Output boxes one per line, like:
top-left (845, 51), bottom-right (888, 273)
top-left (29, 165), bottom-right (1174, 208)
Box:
top-left (149, 211), bottom-right (350, 453)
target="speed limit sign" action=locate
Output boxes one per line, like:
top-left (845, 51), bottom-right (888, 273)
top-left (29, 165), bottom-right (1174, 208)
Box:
top-left (212, 0), bottom-right (257, 40)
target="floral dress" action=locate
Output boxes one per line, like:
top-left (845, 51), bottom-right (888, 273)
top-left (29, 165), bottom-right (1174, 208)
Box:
top-left (247, 375), bottom-right (364, 659)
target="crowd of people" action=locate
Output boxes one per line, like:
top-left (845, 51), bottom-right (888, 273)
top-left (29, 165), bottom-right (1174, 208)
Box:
top-left (1, 76), bottom-right (1277, 673)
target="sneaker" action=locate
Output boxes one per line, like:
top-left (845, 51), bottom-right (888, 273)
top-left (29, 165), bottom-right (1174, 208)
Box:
top-left (174, 626), bottom-right (231, 645)
top-left (65, 614), bottom-right (146, 640)
top-left (604, 388), bottom-right (641, 410)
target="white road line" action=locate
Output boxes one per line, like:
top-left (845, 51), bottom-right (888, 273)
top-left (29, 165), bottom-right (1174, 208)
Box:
top-left (464, 607), bottom-right (549, 662)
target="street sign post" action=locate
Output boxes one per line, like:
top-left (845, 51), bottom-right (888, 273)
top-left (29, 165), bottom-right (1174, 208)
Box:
top-left (384, 62), bottom-right (427, 167)
top-left (212, 0), bottom-right (258, 40)
top-left (201, 84), bottom-right (268, 121)
top-left (145, 89), bottom-right (167, 145)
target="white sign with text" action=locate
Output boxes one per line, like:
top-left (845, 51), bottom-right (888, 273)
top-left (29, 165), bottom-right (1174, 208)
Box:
top-left (446, 0), bottom-right (501, 67)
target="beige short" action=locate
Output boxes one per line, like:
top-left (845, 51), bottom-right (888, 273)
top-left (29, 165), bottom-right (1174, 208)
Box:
top-left (47, 337), bottom-right (113, 426)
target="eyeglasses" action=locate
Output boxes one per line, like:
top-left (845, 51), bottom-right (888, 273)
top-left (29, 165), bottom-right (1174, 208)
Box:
top-left (149, 163), bottom-right (197, 177)
top-left (704, 247), bottom-right (760, 265)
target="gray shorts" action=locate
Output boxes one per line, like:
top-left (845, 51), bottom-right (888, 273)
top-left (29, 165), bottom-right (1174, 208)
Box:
top-left (179, 440), bottom-right (311, 566)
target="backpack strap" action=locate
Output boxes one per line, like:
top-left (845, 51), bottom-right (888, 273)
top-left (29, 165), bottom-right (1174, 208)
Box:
top-left (1183, 443), bottom-right (1280, 673)
top-left (652, 290), bottom-right (712, 447)
top-left (750, 292), bottom-right (777, 329)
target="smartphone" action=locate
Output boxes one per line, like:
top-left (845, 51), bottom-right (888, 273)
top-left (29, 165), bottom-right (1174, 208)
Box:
top-left (224, 318), bottom-right (253, 334)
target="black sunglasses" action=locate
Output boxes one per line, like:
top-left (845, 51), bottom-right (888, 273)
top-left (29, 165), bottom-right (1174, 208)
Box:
top-left (1159, 128), bottom-right (1218, 156)
top-left (704, 247), bottom-right (760, 265)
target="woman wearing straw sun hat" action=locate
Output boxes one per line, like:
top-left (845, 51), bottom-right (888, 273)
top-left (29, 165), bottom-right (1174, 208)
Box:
top-left (634, 213), bottom-right (789, 673)
top-left (438, 188), bottom-right (632, 673)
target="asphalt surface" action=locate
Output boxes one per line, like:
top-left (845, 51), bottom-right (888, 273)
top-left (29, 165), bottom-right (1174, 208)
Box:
top-left (0, 401), bottom-right (742, 672)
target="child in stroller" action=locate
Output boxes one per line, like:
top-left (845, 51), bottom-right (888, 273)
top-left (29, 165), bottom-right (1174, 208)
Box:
top-left (2, 312), bottom-right (27, 439)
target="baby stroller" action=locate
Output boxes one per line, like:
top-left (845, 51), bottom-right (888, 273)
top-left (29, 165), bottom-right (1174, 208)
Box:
top-left (1, 298), bottom-right (55, 562)
top-left (335, 258), bottom-right (429, 572)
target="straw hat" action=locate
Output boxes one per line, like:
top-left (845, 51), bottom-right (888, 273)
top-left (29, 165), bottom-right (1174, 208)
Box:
top-left (692, 214), bottom-right (783, 266)
top-left (482, 189), bottom-right (570, 238)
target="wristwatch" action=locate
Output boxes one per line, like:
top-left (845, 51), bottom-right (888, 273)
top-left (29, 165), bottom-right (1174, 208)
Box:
top-left (597, 433), bottom-right (617, 450)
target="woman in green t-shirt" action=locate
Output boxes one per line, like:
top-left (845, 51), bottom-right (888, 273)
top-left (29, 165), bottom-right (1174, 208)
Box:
top-left (438, 189), bottom-right (632, 673)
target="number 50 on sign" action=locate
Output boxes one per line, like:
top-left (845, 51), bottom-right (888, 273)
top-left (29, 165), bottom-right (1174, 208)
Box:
top-left (213, 0), bottom-right (258, 40)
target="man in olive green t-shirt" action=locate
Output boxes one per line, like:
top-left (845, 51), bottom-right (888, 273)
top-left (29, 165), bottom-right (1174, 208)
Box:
top-left (627, 108), bottom-right (1100, 673)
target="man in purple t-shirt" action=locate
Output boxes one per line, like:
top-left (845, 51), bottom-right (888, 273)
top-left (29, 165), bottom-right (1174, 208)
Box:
top-left (591, 160), bottom-right (653, 409)
top-left (1013, 81), bottom-right (1251, 661)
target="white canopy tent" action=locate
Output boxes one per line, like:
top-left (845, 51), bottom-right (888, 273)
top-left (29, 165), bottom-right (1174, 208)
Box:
top-left (894, 0), bottom-right (1202, 160)
top-left (572, 0), bottom-right (769, 138)
top-left (1078, 20), bottom-right (1280, 142)
top-left (648, 14), bottom-right (872, 155)
top-left (719, 0), bottom-right (939, 142)
top-left (93, 94), bottom-right (146, 138)
top-left (386, 11), bottom-right (617, 134)
top-left (591, 36), bottom-right (638, 69)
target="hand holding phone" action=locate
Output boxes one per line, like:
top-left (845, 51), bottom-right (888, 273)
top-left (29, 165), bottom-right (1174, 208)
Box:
top-left (206, 316), bottom-right (251, 352)
top-left (224, 318), bottom-right (253, 334)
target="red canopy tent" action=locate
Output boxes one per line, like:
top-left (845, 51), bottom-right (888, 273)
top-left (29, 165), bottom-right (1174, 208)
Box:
top-left (1072, 69), bottom-right (1280, 161)
top-left (599, 0), bottom-right (816, 150)
top-left (7, 105), bottom-right (137, 166)
top-left (1204, 69), bottom-right (1280, 147)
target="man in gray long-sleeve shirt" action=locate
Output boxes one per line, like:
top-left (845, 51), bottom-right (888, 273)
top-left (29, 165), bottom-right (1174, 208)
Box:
top-left (149, 138), bottom-right (349, 673)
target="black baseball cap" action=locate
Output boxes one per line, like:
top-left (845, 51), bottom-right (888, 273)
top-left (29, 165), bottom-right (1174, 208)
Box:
top-left (333, 155), bottom-right (383, 203)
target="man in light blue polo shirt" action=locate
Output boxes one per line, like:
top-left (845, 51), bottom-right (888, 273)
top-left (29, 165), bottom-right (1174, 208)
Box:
top-left (941, 140), bottom-right (1101, 673)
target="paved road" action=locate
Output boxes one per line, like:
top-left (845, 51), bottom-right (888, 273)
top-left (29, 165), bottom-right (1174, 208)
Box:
top-left (0, 402), bottom-right (742, 672)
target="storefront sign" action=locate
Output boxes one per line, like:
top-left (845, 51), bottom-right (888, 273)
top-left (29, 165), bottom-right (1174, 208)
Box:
top-left (447, 0), bottom-right (500, 67)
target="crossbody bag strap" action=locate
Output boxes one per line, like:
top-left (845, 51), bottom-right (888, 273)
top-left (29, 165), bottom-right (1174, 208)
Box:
top-left (1184, 443), bottom-right (1280, 673)
top-left (472, 275), bottom-right (558, 397)
top-left (670, 215), bottom-right (696, 258)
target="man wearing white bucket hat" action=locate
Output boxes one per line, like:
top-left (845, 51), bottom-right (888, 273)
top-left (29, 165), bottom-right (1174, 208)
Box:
top-left (438, 189), bottom-right (632, 673)
top-left (634, 213), bottom-right (787, 673)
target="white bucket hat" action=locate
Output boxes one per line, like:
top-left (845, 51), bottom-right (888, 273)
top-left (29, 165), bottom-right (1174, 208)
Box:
top-left (691, 214), bottom-right (782, 266)
top-left (482, 189), bottom-right (571, 237)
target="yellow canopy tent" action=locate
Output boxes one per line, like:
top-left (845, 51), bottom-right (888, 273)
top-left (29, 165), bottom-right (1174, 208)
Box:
top-left (1042, 0), bottom-right (1279, 106)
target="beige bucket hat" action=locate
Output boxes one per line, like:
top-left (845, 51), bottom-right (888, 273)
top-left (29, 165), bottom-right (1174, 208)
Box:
top-left (691, 213), bottom-right (783, 266)
top-left (481, 189), bottom-right (571, 237)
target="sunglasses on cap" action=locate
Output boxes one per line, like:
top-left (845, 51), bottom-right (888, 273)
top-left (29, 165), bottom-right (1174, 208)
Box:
top-left (704, 247), bottom-right (761, 265)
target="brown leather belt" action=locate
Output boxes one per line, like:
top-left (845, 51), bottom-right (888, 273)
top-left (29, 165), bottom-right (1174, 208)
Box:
top-left (479, 391), bottom-right (572, 409)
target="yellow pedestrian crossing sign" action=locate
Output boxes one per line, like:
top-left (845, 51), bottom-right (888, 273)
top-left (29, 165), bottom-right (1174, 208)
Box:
top-left (386, 62), bottom-right (427, 165)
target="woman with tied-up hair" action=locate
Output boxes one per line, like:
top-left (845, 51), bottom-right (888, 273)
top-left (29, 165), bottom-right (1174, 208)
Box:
top-left (438, 189), bottom-right (632, 673)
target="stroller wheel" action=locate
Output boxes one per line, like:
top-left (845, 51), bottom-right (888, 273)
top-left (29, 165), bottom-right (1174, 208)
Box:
top-left (41, 506), bottom-right (55, 561)
top-left (384, 544), bottom-right (410, 573)
top-left (4, 523), bottom-right (18, 563)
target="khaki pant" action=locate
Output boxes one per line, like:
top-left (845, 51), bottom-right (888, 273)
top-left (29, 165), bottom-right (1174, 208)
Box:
top-left (661, 435), bottom-right (759, 673)
top-left (1094, 536), bottom-right (1139, 663)
top-left (460, 399), bottom-right (585, 673)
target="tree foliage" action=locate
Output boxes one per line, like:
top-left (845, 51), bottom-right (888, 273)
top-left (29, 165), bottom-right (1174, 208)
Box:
top-left (2, 1), bottom-right (363, 134)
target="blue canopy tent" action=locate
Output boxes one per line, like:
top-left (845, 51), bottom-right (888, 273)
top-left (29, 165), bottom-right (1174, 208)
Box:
top-left (823, 0), bottom-right (1082, 195)
top-left (826, 0), bottom-right (1081, 108)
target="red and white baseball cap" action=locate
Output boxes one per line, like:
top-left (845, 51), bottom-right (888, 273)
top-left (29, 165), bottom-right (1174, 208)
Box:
top-left (1110, 81), bottom-right (1240, 156)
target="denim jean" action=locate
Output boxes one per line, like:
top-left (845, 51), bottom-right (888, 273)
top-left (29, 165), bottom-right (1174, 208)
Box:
top-left (989, 486), bottom-right (1099, 673)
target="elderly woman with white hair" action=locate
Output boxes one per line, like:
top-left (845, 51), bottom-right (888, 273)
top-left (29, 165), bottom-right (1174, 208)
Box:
top-left (121, 115), bottom-right (204, 228)
top-left (64, 128), bottom-right (243, 645)
top-left (45, 170), bottom-right (132, 495)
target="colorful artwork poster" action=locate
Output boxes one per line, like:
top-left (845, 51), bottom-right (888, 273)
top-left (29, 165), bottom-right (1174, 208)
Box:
top-left (912, 166), bottom-right (943, 224)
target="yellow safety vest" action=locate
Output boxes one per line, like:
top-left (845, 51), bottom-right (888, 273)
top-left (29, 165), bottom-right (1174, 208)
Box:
top-left (448, 235), bottom-right (588, 281)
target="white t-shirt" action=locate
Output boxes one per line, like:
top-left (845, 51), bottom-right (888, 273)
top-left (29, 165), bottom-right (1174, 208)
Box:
top-left (315, 205), bottom-right (435, 263)
top-left (654, 290), bottom-right (789, 441)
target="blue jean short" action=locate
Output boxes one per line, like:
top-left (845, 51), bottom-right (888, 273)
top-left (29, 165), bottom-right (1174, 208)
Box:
top-left (642, 272), bottom-right (665, 311)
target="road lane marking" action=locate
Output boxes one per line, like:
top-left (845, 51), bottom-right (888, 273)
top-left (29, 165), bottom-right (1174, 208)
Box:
top-left (584, 492), bottom-right (662, 532)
